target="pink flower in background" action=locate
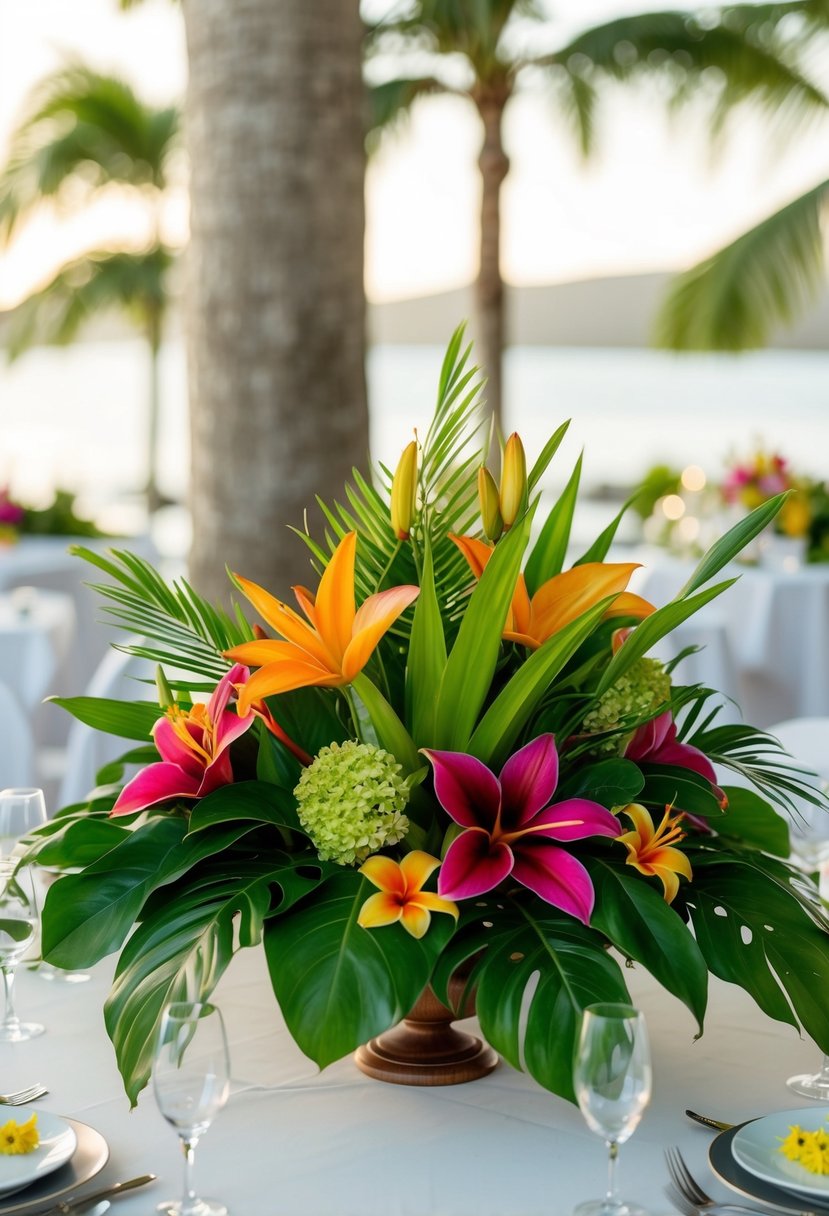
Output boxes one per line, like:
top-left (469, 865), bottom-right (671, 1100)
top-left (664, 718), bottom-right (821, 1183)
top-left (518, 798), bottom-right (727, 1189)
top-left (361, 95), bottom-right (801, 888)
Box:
top-left (422, 734), bottom-right (620, 924)
top-left (0, 490), bottom-right (24, 527)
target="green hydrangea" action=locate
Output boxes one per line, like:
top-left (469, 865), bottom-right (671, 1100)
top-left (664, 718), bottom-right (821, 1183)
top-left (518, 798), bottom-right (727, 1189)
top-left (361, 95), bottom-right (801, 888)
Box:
top-left (293, 740), bottom-right (410, 866)
top-left (581, 657), bottom-right (671, 756)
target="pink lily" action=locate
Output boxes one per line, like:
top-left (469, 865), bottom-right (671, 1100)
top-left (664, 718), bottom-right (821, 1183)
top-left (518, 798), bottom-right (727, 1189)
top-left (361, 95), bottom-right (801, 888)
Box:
top-left (625, 711), bottom-right (726, 809)
top-left (422, 735), bottom-right (620, 924)
top-left (110, 663), bottom-right (255, 817)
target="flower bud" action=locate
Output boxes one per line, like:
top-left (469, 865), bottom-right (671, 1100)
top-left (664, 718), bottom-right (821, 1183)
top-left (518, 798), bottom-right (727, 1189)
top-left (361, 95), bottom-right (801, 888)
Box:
top-left (391, 439), bottom-right (418, 540)
top-left (155, 665), bottom-right (175, 710)
top-left (477, 466), bottom-right (503, 542)
top-left (499, 433), bottom-right (527, 528)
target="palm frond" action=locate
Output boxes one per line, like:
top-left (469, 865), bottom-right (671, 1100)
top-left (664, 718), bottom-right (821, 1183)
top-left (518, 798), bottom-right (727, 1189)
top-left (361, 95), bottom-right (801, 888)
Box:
top-left (366, 0), bottom-right (527, 77)
top-left (655, 177), bottom-right (829, 350)
top-left (365, 77), bottom-right (450, 149)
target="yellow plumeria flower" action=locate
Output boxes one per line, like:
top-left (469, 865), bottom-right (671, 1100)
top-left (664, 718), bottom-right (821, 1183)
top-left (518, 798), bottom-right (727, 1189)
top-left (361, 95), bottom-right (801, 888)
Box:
top-left (358, 851), bottom-right (458, 940)
top-left (0, 1114), bottom-right (38, 1155)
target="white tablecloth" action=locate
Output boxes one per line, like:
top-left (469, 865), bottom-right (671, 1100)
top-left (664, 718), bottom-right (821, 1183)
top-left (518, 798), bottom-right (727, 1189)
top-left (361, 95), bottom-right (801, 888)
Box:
top-left (634, 550), bottom-right (829, 728)
top-left (0, 591), bottom-right (75, 713)
top-left (0, 947), bottom-right (821, 1216)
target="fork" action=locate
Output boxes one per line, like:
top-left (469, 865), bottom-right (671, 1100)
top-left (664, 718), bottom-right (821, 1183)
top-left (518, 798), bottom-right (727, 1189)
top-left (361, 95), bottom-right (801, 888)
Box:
top-left (664, 1145), bottom-right (821, 1216)
top-left (666, 1180), bottom-right (767, 1216)
top-left (0, 1083), bottom-right (48, 1105)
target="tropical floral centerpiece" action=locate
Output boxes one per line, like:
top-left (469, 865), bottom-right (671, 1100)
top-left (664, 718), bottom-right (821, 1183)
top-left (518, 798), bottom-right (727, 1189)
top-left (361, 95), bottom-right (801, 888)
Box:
top-left (0, 487), bottom-right (103, 544)
top-left (722, 446), bottom-right (812, 539)
top-left (31, 332), bottom-right (829, 1107)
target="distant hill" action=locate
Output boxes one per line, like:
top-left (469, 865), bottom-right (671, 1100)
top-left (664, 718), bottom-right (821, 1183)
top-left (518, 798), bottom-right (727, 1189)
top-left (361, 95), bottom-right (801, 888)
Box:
top-left (2, 270), bottom-right (827, 349)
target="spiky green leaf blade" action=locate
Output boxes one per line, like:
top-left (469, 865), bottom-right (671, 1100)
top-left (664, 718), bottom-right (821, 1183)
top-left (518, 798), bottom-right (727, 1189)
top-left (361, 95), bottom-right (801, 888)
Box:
top-left (524, 454), bottom-right (583, 596)
top-left (677, 495), bottom-right (786, 598)
top-left (527, 420), bottom-right (570, 493)
top-left (47, 696), bottom-right (161, 741)
top-left (405, 536), bottom-right (446, 746)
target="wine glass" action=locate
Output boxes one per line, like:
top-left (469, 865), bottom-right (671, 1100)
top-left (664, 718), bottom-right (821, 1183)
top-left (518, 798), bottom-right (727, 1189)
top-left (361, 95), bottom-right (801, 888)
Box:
top-left (153, 1001), bottom-right (230, 1216)
top-left (787, 779), bottom-right (829, 1098)
top-left (0, 861), bottom-right (44, 1041)
top-left (572, 1002), bottom-right (652, 1216)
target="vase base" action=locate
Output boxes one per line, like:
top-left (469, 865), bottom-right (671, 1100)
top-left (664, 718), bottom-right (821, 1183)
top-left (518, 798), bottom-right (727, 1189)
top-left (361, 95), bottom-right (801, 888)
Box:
top-left (354, 1031), bottom-right (498, 1086)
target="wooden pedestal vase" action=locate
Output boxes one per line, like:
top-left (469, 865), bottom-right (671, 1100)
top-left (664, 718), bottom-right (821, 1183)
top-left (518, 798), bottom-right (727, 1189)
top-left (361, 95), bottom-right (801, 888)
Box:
top-left (354, 971), bottom-right (498, 1086)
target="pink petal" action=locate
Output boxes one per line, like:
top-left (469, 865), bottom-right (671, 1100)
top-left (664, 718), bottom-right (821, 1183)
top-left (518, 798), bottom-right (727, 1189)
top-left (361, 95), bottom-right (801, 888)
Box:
top-left (208, 663), bottom-right (248, 722)
top-left (625, 711), bottom-right (672, 761)
top-left (651, 739), bottom-right (725, 804)
top-left (422, 749), bottom-right (501, 830)
top-left (213, 706), bottom-right (253, 756)
top-left (110, 762), bottom-right (201, 817)
top-left (510, 840), bottom-right (596, 923)
top-left (152, 716), bottom-right (204, 778)
top-left (498, 734), bottom-right (559, 829)
top-left (197, 749), bottom-right (235, 798)
top-left (437, 829), bottom-right (513, 900)
top-left (527, 798), bottom-right (620, 842)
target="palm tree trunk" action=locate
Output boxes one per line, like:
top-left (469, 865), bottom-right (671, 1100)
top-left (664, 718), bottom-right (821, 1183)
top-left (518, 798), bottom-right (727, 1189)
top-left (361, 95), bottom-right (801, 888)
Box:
top-left (474, 82), bottom-right (510, 452)
top-left (182, 0), bottom-right (369, 602)
top-left (145, 305), bottom-right (163, 515)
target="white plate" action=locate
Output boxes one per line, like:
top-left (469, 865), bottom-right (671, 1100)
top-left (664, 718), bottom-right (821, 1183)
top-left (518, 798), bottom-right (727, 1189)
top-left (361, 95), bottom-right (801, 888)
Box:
top-left (0, 1108), bottom-right (76, 1198)
top-left (731, 1105), bottom-right (829, 1200)
top-left (0, 1117), bottom-right (108, 1215)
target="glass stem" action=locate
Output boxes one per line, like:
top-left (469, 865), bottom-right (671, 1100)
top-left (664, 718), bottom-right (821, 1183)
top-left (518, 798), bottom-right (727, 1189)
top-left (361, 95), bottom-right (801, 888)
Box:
top-left (2, 966), bottom-right (19, 1031)
top-left (606, 1138), bottom-right (619, 1207)
top-left (180, 1136), bottom-right (200, 1215)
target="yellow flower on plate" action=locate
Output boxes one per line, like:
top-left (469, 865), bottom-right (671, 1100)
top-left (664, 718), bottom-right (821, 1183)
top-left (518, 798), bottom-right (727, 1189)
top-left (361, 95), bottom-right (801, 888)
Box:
top-left (0, 1113), bottom-right (39, 1155)
top-left (778, 1123), bottom-right (829, 1174)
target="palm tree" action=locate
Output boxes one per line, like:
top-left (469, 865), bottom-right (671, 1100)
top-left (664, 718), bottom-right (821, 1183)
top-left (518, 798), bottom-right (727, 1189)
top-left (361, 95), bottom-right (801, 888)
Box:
top-left (653, 3), bottom-right (829, 350)
top-left (366, 0), bottom-right (829, 432)
top-left (0, 65), bottom-right (181, 512)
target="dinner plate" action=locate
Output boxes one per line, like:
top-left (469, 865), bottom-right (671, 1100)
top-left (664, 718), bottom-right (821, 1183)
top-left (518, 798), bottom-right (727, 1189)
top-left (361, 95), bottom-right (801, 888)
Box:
top-left (0, 1109), bottom-right (76, 1198)
top-left (730, 1106), bottom-right (829, 1199)
top-left (0, 1118), bottom-right (108, 1216)
top-left (709, 1123), bottom-right (829, 1215)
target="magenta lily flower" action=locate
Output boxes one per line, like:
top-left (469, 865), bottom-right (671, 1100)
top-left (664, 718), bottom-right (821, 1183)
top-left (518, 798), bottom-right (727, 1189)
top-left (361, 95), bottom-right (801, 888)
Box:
top-left (624, 711), bottom-right (726, 808)
top-left (422, 735), bottom-right (620, 924)
top-left (110, 663), bottom-right (255, 817)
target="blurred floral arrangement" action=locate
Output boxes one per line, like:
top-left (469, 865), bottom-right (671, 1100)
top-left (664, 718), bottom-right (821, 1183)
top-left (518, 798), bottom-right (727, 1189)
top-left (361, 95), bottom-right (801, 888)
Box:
top-left (26, 331), bottom-right (829, 1112)
top-left (721, 447), bottom-right (812, 540)
top-left (0, 488), bottom-right (103, 544)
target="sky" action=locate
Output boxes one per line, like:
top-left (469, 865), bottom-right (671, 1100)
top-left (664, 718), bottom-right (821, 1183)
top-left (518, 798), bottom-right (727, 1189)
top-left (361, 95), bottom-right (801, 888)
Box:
top-left (1, 0), bottom-right (827, 308)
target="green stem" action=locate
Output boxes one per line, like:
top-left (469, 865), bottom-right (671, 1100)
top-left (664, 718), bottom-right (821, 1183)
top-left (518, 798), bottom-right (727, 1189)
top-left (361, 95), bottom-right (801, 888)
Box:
top-left (373, 541), bottom-right (402, 593)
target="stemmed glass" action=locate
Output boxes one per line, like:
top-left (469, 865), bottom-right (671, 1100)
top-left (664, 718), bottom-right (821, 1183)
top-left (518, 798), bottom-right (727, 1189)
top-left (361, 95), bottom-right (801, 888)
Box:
top-left (154, 1001), bottom-right (230, 1216)
top-left (787, 780), bottom-right (829, 1098)
top-left (0, 860), bottom-right (44, 1041)
top-left (573, 1002), bottom-right (652, 1216)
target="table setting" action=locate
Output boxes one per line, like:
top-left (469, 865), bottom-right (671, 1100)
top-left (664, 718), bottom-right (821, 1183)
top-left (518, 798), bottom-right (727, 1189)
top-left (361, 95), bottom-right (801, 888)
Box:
top-left (3, 331), bottom-right (829, 1215)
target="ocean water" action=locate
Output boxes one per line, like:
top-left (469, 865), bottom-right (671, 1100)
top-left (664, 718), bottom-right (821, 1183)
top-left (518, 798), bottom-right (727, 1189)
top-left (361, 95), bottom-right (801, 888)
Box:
top-left (2, 337), bottom-right (827, 550)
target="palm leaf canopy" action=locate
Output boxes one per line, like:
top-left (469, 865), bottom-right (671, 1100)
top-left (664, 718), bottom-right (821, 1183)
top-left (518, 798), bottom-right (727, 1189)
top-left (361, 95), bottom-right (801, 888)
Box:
top-left (366, 0), bottom-right (538, 77)
top-left (0, 65), bottom-right (180, 240)
top-left (5, 247), bottom-right (174, 360)
top-left (655, 177), bottom-right (829, 349)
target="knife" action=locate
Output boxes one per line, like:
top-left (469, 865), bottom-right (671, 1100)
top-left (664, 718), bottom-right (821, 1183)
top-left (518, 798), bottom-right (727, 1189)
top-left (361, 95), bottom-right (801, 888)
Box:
top-left (686, 1108), bottom-right (736, 1132)
top-left (37, 1173), bottom-right (156, 1215)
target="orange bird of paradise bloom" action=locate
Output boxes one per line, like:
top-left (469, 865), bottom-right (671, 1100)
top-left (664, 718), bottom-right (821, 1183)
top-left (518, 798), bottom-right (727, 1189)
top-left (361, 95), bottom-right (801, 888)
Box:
top-left (358, 851), bottom-right (459, 939)
top-left (450, 534), bottom-right (655, 650)
top-left (616, 802), bottom-right (692, 904)
top-left (225, 531), bottom-right (419, 714)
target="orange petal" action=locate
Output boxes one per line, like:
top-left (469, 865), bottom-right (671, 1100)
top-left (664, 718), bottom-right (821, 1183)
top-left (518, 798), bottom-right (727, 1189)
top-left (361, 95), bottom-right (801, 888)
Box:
top-left (293, 585), bottom-right (319, 627)
top-left (236, 657), bottom-right (343, 712)
top-left (647, 846), bottom-right (692, 882)
top-left (529, 562), bottom-right (641, 643)
top-left (233, 575), bottom-right (334, 669)
top-left (399, 850), bottom-right (441, 893)
top-left (449, 534), bottom-right (493, 580)
top-left (503, 629), bottom-right (541, 650)
top-left (400, 902), bottom-right (431, 939)
top-left (360, 855), bottom-right (406, 896)
top-left (341, 585), bottom-right (420, 682)
top-left (358, 891), bottom-right (403, 930)
top-left (314, 532), bottom-right (357, 664)
top-left (510, 573), bottom-right (532, 637)
top-left (603, 592), bottom-right (656, 621)
top-left (224, 639), bottom-right (307, 668)
top-left (618, 803), bottom-right (654, 847)
top-left (410, 890), bottom-right (459, 921)
top-left (652, 865), bottom-right (680, 904)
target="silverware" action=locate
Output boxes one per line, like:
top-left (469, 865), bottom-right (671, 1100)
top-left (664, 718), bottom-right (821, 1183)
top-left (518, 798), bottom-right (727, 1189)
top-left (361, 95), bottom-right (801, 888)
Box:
top-left (666, 1180), bottom-right (768, 1215)
top-left (37, 1173), bottom-right (156, 1215)
top-left (665, 1145), bottom-right (821, 1216)
top-left (686, 1109), bottom-right (736, 1132)
top-left (0, 1084), bottom-right (48, 1105)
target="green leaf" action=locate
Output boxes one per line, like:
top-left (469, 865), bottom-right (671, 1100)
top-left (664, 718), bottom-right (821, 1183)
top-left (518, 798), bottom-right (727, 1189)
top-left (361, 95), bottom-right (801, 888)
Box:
top-left (264, 871), bottom-right (454, 1069)
top-left (47, 696), bottom-right (161, 741)
top-left (31, 818), bottom-right (132, 869)
top-left (585, 857), bottom-right (708, 1032)
top-left (351, 674), bottom-right (420, 773)
top-left (573, 494), bottom-right (637, 566)
top-left (432, 503), bottom-right (535, 750)
top-left (187, 780), bottom-right (302, 836)
top-left (527, 420), bottom-right (570, 493)
top-left (524, 454), bottom-right (582, 596)
top-left (640, 764), bottom-right (725, 818)
top-left (677, 495), bottom-right (786, 598)
top-left (717, 787), bottom-right (790, 856)
top-left (467, 597), bottom-right (611, 768)
top-left (405, 535), bottom-right (446, 746)
top-left (556, 758), bottom-right (645, 808)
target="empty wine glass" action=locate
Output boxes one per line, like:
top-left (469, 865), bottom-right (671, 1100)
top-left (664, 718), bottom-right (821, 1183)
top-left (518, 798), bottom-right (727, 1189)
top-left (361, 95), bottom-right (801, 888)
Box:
top-left (154, 1001), bottom-right (230, 1216)
top-left (573, 1002), bottom-right (652, 1216)
top-left (787, 779), bottom-right (829, 1099)
top-left (0, 861), bottom-right (44, 1041)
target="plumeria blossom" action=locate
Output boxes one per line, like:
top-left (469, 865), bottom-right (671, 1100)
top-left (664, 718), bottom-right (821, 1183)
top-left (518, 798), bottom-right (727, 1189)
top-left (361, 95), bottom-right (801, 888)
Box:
top-left (450, 535), bottom-right (654, 650)
top-left (625, 711), bottom-right (726, 808)
top-left (111, 663), bottom-right (255, 817)
top-left (225, 531), bottom-right (419, 712)
top-left (423, 735), bottom-right (620, 924)
top-left (616, 802), bottom-right (692, 904)
top-left (358, 851), bottom-right (458, 940)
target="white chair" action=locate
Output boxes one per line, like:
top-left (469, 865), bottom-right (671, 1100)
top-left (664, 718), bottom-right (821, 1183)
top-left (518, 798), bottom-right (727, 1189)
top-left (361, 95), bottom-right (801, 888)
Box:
top-left (0, 680), bottom-right (35, 788)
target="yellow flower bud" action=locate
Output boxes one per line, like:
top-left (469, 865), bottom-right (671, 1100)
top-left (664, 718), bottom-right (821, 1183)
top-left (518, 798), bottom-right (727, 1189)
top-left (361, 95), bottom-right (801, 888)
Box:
top-left (499, 432), bottom-right (527, 528)
top-left (477, 466), bottom-right (503, 541)
top-left (391, 439), bottom-right (418, 540)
